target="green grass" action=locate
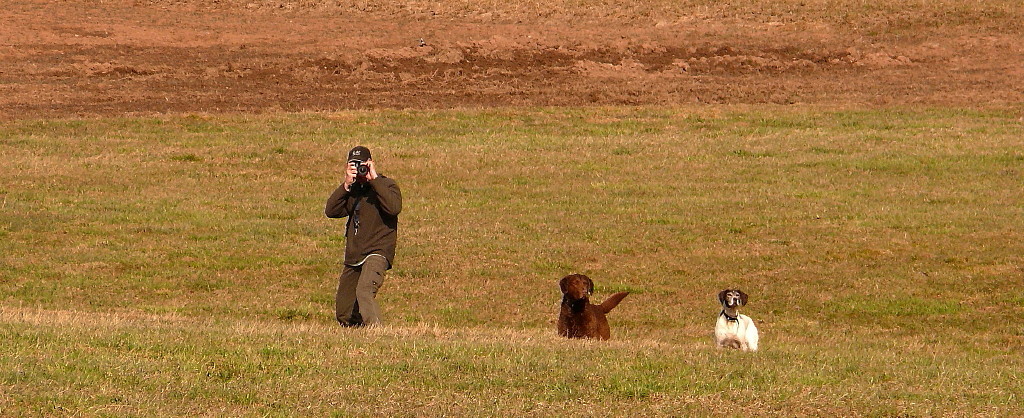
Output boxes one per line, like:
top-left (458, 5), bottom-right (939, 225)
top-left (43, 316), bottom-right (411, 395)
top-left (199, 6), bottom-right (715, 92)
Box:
top-left (2, 106), bottom-right (1023, 415)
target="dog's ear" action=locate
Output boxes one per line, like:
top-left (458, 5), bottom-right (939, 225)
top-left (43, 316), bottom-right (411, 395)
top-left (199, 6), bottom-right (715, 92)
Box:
top-left (559, 276), bottom-right (570, 294)
top-left (738, 290), bottom-right (749, 306)
top-left (584, 276), bottom-right (594, 295)
top-left (718, 289), bottom-right (729, 304)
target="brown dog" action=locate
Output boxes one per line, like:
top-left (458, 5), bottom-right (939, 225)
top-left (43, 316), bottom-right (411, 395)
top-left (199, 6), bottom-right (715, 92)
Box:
top-left (557, 274), bottom-right (629, 340)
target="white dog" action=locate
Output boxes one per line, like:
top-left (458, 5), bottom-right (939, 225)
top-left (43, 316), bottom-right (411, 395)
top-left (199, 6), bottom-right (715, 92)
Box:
top-left (715, 289), bottom-right (759, 352)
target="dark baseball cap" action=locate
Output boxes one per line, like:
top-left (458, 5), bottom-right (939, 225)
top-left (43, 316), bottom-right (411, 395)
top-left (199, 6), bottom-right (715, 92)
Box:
top-left (347, 146), bottom-right (371, 162)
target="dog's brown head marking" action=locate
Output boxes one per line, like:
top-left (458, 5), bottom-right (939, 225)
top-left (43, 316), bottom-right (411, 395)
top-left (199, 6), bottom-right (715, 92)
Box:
top-left (560, 274), bottom-right (593, 301)
top-left (718, 289), bottom-right (748, 308)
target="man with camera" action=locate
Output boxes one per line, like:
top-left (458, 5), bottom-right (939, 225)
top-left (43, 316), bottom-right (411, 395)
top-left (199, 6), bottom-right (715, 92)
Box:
top-left (325, 146), bottom-right (402, 327)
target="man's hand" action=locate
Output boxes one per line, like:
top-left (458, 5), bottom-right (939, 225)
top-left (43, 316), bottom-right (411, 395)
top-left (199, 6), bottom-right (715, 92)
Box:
top-left (364, 159), bottom-right (379, 181)
top-left (343, 161), bottom-right (358, 191)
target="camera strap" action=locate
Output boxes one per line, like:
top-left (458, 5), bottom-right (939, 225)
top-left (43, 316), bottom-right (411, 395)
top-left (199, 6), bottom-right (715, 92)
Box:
top-left (350, 196), bottom-right (363, 236)
top-left (346, 185), bottom-right (365, 237)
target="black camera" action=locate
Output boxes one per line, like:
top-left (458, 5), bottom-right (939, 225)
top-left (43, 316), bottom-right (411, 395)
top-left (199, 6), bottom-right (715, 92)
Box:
top-left (350, 159), bottom-right (370, 179)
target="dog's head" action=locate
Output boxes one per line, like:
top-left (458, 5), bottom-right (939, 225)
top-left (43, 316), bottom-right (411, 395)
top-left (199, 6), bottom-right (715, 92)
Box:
top-left (718, 289), bottom-right (748, 309)
top-left (560, 274), bottom-right (594, 301)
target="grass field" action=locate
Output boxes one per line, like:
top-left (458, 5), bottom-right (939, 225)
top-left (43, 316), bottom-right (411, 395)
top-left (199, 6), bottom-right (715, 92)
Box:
top-left (2, 106), bottom-right (1023, 415)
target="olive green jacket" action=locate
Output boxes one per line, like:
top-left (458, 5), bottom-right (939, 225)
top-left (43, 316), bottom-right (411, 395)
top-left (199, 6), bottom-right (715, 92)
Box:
top-left (325, 176), bottom-right (402, 268)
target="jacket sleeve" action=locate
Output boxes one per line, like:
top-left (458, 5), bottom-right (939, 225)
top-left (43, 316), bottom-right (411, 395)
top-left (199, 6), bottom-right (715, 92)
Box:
top-left (369, 177), bottom-right (402, 216)
top-left (324, 184), bottom-right (350, 218)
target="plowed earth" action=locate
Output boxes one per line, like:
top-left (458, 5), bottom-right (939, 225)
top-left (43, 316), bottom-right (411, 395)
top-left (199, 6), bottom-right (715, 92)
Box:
top-left (2, 0), bottom-right (1022, 119)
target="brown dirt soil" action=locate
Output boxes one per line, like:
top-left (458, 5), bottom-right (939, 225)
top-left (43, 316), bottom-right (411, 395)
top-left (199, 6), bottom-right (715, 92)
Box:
top-left (1, 0), bottom-right (1022, 119)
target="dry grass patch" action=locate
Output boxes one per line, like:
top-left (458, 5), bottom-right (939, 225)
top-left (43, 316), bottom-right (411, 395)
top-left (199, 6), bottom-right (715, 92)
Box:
top-left (2, 305), bottom-right (1022, 416)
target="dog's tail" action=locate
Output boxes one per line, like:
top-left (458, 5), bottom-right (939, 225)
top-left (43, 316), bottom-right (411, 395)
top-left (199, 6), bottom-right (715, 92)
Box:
top-left (598, 292), bottom-right (629, 314)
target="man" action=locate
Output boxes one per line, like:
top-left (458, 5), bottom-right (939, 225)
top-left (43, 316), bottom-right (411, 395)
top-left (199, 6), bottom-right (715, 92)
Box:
top-left (325, 146), bottom-right (402, 327)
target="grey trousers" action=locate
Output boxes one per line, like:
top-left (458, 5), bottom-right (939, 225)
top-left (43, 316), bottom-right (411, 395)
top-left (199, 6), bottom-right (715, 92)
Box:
top-left (335, 255), bottom-right (388, 326)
